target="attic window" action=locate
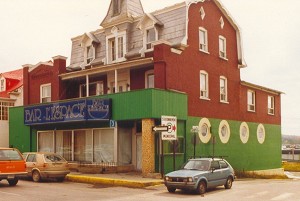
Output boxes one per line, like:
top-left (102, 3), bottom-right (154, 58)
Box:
top-left (86, 46), bottom-right (94, 64)
top-left (220, 17), bottom-right (224, 29)
top-left (0, 79), bottom-right (5, 92)
top-left (112, 0), bottom-right (121, 16)
top-left (200, 7), bottom-right (205, 20)
top-left (146, 28), bottom-right (156, 50)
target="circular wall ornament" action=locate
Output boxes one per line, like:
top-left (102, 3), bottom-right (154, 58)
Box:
top-left (198, 118), bottom-right (211, 143)
top-left (218, 120), bottom-right (230, 144)
top-left (240, 122), bottom-right (249, 144)
top-left (257, 124), bottom-right (265, 144)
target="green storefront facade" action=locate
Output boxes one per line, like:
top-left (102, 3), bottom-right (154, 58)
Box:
top-left (9, 88), bottom-right (282, 175)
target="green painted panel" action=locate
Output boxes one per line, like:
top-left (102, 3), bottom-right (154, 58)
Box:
top-left (185, 117), bottom-right (282, 172)
top-left (9, 107), bottom-right (31, 153)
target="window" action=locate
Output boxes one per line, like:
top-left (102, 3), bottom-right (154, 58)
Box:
top-left (86, 46), bottom-right (94, 64)
top-left (199, 27), bottom-right (208, 52)
top-left (200, 71), bottom-right (209, 99)
top-left (219, 36), bottom-right (227, 59)
top-left (107, 31), bottom-right (126, 64)
top-left (257, 124), bottom-right (266, 144)
top-left (145, 28), bottom-right (157, 50)
top-left (0, 101), bottom-right (14, 120)
top-left (0, 79), bottom-right (5, 92)
top-left (220, 76), bottom-right (227, 102)
top-left (240, 122), bottom-right (249, 144)
top-left (247, 90), bottom-right (255, 112)
top-left (199, 118), bottom-right (211, 143)
top-left (112, 0), bottom-right (121, 16)
top-left (268, 96), bottom-right (275, 115)
top-left (80, 82), bottom-right (104, 97)
top-left (40, 84), bottom-right (51, 103)
top-left (145, 70), bottom-right (154, 88)
top-left (219, 120), bottom-right (230, 144)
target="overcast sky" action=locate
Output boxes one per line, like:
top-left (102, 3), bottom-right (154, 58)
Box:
top-left (0, 0), bottom-right (299, 135)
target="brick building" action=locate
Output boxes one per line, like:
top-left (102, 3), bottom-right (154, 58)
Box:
top-left (10, 0), bottom-right (283, 176)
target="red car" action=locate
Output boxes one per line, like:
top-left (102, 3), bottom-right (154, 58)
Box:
top-left (0, 147), bottom-right (27, 186)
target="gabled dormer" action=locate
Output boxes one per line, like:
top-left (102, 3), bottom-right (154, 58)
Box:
top-left (80, 32), bottom-right (100, 67)
top-left (101, 0), bottom-right (145, 28)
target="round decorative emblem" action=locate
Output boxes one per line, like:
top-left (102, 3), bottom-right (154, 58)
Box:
top-left (257, 124), bottom-right (265, 144)
top-left (198, 118), bottom-right (211, 143)
top-left (219, 120), bottom-right (230, 144)
top-left (240, 122), bottom-right (249, 144)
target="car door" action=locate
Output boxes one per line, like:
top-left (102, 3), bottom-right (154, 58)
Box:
top-left (25, 154), bottom-right (37, 175)
top-left (207, 160), bottom-right (224, 188)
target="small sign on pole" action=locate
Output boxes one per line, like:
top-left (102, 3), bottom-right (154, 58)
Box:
top-left (161, 116), bottom-right (177, 141)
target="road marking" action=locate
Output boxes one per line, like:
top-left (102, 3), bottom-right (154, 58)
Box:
top-left (271, 193), bottom-right (294, 200)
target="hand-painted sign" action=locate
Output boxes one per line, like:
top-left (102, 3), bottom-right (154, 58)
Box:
top-left (161, 115), bottom-right (177, 140)
top-left (24, 98), bottom-right (111, 125)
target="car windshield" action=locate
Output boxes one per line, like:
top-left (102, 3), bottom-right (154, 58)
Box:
top-left (183, 160), bottom-right (210, 171)
top-left (44, 154), bottom-right (66, 163)
top-left (0, 149), bottom-right (23, 161)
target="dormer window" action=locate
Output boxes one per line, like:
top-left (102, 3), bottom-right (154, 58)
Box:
top-left (106, 28), bottom-right (126, 64)
top-left (80, 32), bottom-right (99, 66)
top-left (0, 78), bottom-right (5, 92)
top-left (86, 46), bottom-right (94, 64)
top-left (146, 28), bottom-right (156, 50)
top-left (112, 0), bottom-right (121, 16)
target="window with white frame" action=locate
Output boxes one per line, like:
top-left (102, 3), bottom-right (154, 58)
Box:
top-left (199, 27), bottom-right (208, 52)
top-left (0, 101), bottom-right (14, 120)
top-left (247, 90), bottom-right (255, 112)
top-left (106, 31), bottom-right (126, 64)
top-left (146, 28), bottom-right (156, 50)
top-left (80, 81), bottom-right (104, 97)
top-left (40, 84), bottom-right (51, 103)
top-left (219, 35), bottom-right (227, 59)
top-left (145, 70), bottom-right (154, 88)
top-left (86, 45), bottom-right (94, 64)
top-left (200, 71), bottom-right (209, 99)
top-left (220, 76), bottom-right (227, 102)
top-left (268, 96), bottom-right (275, 115)
top-left (0, 78), bottom-right (5, 92)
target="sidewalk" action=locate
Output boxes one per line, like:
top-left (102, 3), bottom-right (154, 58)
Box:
top-left (65, 172), bottom-right (164, 188)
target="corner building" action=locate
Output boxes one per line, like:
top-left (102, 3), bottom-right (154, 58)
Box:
top-left (10, 0), bottom-right (283, 177)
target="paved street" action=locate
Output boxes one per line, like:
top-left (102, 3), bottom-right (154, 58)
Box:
top-left (0, 178), bottom-right (300, 201)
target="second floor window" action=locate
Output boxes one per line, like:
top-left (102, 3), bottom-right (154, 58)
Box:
top-left (247, 90), bottom-right (255, 112)
top-left (219, 36), bottom-right (227, 59)
top-left (41, 84), bottom-right (51, 103)
top-left (0, 101), bottom-right (14, 120)
top-left (80, 82), bottom-right (104, 97)
top-left (145, 70), bottom-right (154, 88)
top-left (200, 71), bottom-right (209, 99)
top-left (199, 27), bottom-right (208, 52)
top-left (268, 96), bottom-right (275, 115)
top-left (220, 76), bottom-right (227, 102)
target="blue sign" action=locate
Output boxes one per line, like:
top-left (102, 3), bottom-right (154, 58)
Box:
top-left (110, 120), bottom-right (116, 128)
top-left (24, 98), bottom-right (112, 125)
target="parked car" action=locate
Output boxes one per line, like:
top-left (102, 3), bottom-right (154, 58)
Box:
top-left (0, 147), bottom-right (27, 186)
top-left (22, 152), bottom-right (70, 182)
top-left (164, 158), bottom-right (235, 194)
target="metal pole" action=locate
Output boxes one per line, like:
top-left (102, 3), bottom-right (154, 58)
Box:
top-left (161, 133), bottom-right (164, 177)
top-left (193, 132), bottom-right (196, 158)
top-left (173, 140), bottom-right (176, 171)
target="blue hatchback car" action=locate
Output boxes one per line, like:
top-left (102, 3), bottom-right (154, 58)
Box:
top-left (164, 158), bottom-right (235, 194)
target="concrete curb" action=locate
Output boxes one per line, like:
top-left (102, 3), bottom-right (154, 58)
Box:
top-left (65, 175), bottom-right (164, 188)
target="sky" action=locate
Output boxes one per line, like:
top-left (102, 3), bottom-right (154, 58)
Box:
top-left (0, 0), bottom-right (299, 135)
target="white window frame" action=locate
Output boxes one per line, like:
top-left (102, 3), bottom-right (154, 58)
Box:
top-left (40, 83), bottom-right (51, 103)
top-left (0, 78), bottom-right (5, 92)
top-left (145, 70), bottom-right (154, 88)
top-left (247, 90), bottom-right (255, 112)
top-left (199, 27), bottom-right (208, 53)
top-left (106, 30), bottom-right (126, 64)
top-left (144, 27), bottom-right (158, 50)
top-left (268, 95), bottom-right (275, 115)
top-left (86, 45), bottom-right (95, 65)
top-left (80, 81), bottom-right (104, 98)
top-left (0, 101), bottom-right (14, 120)
top-left (200, 70), bottom-right (209, 99)
top-left (219, 35), bottom-right (227, 59)
top-left (220, 76), bottom-right (228, 103)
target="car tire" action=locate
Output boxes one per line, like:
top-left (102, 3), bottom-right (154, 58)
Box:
top-left (196, 180), bottom-right (206, 195)
top-left (7, 179), bottom-right (18, 186)
top-left (32, 170), bottom-right (41, 182)
top-left (167, 187), bottom-right (176, 193)
top-left (224, 176), bottom-right (233, 189)
top-left (57, 177), bottom-right (65, 182)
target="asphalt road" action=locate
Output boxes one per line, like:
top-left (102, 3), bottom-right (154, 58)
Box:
top-left (0, 178), bottom-right (300, 201)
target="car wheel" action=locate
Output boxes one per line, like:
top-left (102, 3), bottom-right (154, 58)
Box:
top-left (167, 187), bottom-right (176, 193)
top-left (196, 180), bottom-right (206, 195)
top-left (32, 171), bottom-right (41, 182)
top-left (8, 179), bottom-right (18, 186)
top-left (56, 177), bottom-right (65, 182)
top-left (224, 176), bottom-right (233, 189)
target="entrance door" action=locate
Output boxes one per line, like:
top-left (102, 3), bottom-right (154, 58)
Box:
top-left (136, 135), bottom-right (142, 171)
